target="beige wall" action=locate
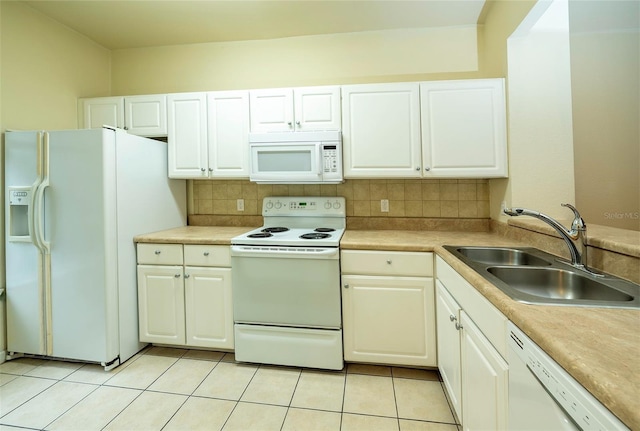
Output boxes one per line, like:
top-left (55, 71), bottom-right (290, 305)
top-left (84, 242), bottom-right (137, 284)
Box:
top-left (111, 26), bottom-right (480, 95)
top-left (0, 0), bottom-right (111, 359)
top-left (1, 1), bottom-right (111, 131)
top-left (493, 0), bottom-right (576, 221)
top-left (571, 27), bottom-right (639, 230)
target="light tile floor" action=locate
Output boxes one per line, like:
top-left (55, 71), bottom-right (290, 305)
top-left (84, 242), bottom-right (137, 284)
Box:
top-left (0, 346), bottom-right (460, 431)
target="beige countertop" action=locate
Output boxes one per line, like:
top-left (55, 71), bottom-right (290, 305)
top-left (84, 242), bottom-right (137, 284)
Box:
top-left (134, 226), bottom-right (639, 429)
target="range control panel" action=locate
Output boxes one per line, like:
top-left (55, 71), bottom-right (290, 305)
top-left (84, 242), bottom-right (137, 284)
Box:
top-left (262, 197), bottom-right (345, 217)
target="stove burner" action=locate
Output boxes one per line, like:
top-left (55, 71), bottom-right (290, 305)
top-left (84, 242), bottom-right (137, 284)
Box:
top-left (314, 228), bottom-right (336, 233)
top-left (262, 227), bottom-right (289, 233)
top-left (300, 232), bottom-right (331, 240)
top-left (248, 232), bottom-right (273, 238)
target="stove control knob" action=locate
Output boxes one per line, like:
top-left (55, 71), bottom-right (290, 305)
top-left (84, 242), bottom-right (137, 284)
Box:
top-left (274, 201), bottom-right (282, 209)
top-left (265, 201), bottom-right (274, 209)
top-left (324, 201), bottom-right (332, 209)
top-left (333, 201), bottom-right (341, 209)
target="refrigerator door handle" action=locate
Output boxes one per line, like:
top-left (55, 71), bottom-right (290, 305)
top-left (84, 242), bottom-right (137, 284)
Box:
top-left (34, 132), bottom-right (51, 253)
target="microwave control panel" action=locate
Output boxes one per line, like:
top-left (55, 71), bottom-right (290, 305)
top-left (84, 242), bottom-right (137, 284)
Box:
top-left (322, 144), bottom-right (343, 181)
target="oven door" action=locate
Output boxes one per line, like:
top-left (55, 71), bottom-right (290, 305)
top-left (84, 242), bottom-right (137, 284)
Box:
top-left (249, 142), bottom-right (322, 183)
top-left (231, 246), bottom-right (341, 328)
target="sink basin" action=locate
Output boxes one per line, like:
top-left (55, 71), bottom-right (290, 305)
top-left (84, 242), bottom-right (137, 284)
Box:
top-left (453, 246), bottom-right (551, 266)
top-left (487, 267), bottom-right (634, 302)
top-left (443, 245), bottom-right (639, 309)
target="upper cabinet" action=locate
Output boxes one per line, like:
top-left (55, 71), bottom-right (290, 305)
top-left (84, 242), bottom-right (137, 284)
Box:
top-left (341, 79), bottom-right (508, 179)
top-left (207, 91), bottom-right (250, 178)
top-left (250, 86), bottom-right (341, 132)
top-left (420, 79), bottom-right (507, 178)
top-left (167, 91), bottom-right (250, 179)
top-left (167, 92), bottom-right (208, 178)
top-left (341, 83), bottom-right (422, 178)
top-left (81, 94), bottom-right (168, 137)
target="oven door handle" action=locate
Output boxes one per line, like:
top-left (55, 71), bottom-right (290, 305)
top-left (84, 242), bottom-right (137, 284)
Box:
top-left (231, 245), bottom-right (339, 259)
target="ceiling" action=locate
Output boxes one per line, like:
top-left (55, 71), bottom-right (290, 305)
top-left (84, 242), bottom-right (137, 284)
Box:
top-left (22, 0), bottom-right (487, 50)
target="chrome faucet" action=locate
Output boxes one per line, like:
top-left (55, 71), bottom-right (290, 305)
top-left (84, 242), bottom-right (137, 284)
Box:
top-left (503, 203), bottom-right (598, 274)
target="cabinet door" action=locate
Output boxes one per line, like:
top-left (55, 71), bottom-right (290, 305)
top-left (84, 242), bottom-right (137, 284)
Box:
top-left (420, 79), bottom-right (507, 178)
top-left (436, 281), bottom-right (463, 421)
top-left (137, 265), bottom-right (185, 345)
top-left (184, 267), bottom-right (233, 349)
top-left (249, 88), bottom-right (294, 132)
top-left (294, 86), bottom-right (341, 131)
top-left (460, 311), bottom-right (508, 431)
top-left (82, 97), bottom-right (124, 129)
top-left (341, 83), bottom-right (422, 178)
top-left (124, 95), bottom-right (167, 136)
top-left (167, 92), bottom-right (208, 178)
top-left (342, 275), bottom-right (436, 366)
top-left (207, 91), bottom-right (250, 177)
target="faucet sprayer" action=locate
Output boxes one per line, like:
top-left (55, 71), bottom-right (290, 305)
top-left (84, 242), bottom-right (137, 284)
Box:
top-left (503, 203), bottom-right (599, 275)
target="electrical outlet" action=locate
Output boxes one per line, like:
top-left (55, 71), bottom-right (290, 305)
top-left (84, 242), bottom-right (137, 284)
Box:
top-left (237, 199), bottom-right (245, 211)
top-left (381, 199), bottom-right (389, 213)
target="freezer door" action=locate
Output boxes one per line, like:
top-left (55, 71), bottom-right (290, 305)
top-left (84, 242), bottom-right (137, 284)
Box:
top-left (5, 131), bottom-right (47, 355)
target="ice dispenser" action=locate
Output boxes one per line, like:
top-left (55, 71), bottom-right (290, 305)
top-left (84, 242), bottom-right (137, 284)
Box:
top-left (8, 186), bottom-right (32, 241)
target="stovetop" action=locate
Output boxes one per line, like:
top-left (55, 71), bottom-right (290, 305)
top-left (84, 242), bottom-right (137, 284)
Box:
top-left (231, 197), bottom-right (346, 247)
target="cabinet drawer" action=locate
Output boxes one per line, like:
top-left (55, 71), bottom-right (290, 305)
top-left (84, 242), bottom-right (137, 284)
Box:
top-left (137, 243), bottom-right (183, 265)
top-left (341, 250), bottom-right (433, 277)
top-left (184, 245), bottom-right (231, 267)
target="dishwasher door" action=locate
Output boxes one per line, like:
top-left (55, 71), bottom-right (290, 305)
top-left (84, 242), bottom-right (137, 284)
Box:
top-left (507, 322), bottom-right (629, 431)
top-left (507, 345), bottom-right (578, 430)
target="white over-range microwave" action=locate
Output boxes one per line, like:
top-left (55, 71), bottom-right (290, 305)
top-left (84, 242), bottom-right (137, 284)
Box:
top-left (249, 131), bottom-right (343, 184)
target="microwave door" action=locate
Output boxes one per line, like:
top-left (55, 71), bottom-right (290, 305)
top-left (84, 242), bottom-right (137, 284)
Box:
top-left (250, 143), bottom-right (322, 182)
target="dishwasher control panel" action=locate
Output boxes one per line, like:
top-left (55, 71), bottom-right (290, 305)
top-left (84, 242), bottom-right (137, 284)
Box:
top-left (508, 323), bottom-right (629, 431)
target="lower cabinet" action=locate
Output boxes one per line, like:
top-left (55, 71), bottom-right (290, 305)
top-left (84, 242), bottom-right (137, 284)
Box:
top-left (136, 243), bottom-right (233, 349)
top-left (341, 250), bottom-right (436, 367)
top-left (436, 256), bottom-right (508, 430)
top-left (460, 311), bottom-right (508, 431)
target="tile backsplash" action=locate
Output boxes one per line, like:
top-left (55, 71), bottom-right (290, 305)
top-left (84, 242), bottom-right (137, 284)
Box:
top-left (192, 178), bottom-right (490, 219)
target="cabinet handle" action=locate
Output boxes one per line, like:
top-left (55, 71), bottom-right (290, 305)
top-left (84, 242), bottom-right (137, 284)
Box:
top-left (174, 273), bottom-right (181, 278)
top-left (416, 167), bottom-right (420, 171)
top-left (449, 314), bottom-right (457, 322)
top-left (344, 284), bottom-right (350, 289)
top-left (455, 322), bottom-right (463, 331)
top-left (201, 168), bottom-right (206, 172)
top-left (296, 120), bottom-right (301, 126)
top-left (287, 121), bottom-right (293, 127)
top-left (386, 260), bottom-right (392, 264)
top-left (184, 274), bottom-right (190, 279)
top-left (124, 126), bottom-right (129, 130)
top-left (425, 167), bottom-right (431, 171)
top-left (204, 251), bottom-right (210, 256)
top-left (208, 168), bottom-right (213, 172)
top-left (154, 250), bottom-right (161, 255)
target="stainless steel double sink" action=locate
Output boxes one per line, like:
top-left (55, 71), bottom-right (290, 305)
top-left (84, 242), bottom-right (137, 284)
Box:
top-left (443, 246), bottom-right (639, 309)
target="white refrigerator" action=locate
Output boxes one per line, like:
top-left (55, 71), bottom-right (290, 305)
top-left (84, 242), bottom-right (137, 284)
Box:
top-left (5, 127), bottom-right (186, 369)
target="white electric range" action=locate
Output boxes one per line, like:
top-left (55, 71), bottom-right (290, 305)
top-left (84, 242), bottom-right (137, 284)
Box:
top-left (230, 196), bottom-right (346, 370)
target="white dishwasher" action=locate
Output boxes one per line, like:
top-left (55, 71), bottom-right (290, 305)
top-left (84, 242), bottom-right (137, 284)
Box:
top-left (507, 322), bottom-right (629, 431)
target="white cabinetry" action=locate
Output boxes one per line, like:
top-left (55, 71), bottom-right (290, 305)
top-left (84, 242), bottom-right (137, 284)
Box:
top-left (207, 91), bottom-right (250, 178)
top-left (136, 243), bottom-right (233, 349)
top-left (81, 94), bottom-right (167, 137)
top-left (249, 86), bottom-right (341, 132)
top-left (420, 79), bottom-right (507, 177)
top-left (435, 282), bottom-right (463, 420)
top-left (167, 92), bottom-right (208, 178)
top-left (341, 83), bottom-right (422, 178)
top-left (436, 256), bottom-right (508, 429)
top-left (341, 250), bottom-right (436, 367)
top-left (341, 79), bottom-right (507, 178)
top-left (168, 91), bottom-right (250, 179)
